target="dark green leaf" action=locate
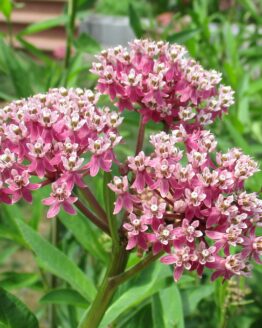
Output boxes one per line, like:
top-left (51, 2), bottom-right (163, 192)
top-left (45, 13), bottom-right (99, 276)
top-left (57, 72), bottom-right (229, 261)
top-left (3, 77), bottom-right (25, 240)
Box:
top-left (0, 287), bottom-right (39, 328)
top-left (0, 272), bottom-right (39, 290)
top-left (182, 284), bottom-right (214, 316)
top-left (128, 4), bottom-right (144, 38)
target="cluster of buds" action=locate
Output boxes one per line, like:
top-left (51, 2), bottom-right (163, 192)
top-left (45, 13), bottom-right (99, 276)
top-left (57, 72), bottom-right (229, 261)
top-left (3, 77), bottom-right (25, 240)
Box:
top-left (109, 128), bottom-right (262, 281)
top-left (0, 88), bottom-right (123, 218)
top-left (91, 39), bottom-right (234, 128)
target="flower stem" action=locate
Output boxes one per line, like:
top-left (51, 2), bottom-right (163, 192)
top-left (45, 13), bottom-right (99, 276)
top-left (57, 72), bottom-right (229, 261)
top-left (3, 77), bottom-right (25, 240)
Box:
top-left (78, 246), bottom-right (128, 328)
top-left (74, 199), bottom-right (110, 235)
top-left (135, 116), bottom-right (146, 155)
top-left (81, 186), bottom-right (108, 223)
top-left (110, 251), bottom-right (163, 286)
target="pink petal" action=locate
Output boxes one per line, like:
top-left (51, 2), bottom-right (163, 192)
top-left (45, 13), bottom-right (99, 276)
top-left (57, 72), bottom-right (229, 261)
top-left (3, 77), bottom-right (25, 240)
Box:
top-left (47, 203), bottom-right (60, 218)
top-left (113, 196), bottom-right (123, 214)
top-left (174, 266), bottom-right (184, 282)
top-left (63, 201), bottom-right (76, 215)
top-left (160, 255), bottom-right (176, 265)
top-left (126, 236), bottom-right (137, 250)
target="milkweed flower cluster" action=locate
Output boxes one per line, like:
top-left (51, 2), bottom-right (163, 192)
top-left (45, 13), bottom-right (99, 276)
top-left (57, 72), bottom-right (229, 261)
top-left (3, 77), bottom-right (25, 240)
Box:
top-left (0, 39), bottom-right (261, 284)
top-left (0, 88), bottom-right (123, 218)
top-left (110, 129), bottom-right (262, 281)
top-left (91, 39), bottom-right (234, 128)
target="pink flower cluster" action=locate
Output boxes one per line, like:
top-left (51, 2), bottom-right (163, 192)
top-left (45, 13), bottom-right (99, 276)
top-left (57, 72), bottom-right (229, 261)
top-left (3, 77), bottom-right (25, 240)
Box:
top-left (91, 39), bottom-right (234, 128)
top-left (109, 128), bottom-right (262, 281)
top-left (0, 39), bottom-right (261, 283)
top-left (0, 88), bottom-right (123, 218)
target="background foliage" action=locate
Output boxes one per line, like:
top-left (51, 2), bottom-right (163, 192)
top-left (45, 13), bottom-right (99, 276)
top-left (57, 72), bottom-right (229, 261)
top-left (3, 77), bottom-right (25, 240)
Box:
top-left (0, 0), bottom-right (261, 327)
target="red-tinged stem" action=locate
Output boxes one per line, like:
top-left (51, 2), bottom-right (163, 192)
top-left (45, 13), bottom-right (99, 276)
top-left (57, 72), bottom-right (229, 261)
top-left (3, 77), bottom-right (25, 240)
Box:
top-left (135, 116), bottom-right (146, 155)
top-left (81, 186), bottom-right (108, 223)
top-left (74, 199), bottom-right (110, 235)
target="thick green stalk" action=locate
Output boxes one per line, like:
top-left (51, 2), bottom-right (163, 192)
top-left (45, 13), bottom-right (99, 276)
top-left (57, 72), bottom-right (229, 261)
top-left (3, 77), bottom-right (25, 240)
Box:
top-left (78, 246), bottom-right (128, 328)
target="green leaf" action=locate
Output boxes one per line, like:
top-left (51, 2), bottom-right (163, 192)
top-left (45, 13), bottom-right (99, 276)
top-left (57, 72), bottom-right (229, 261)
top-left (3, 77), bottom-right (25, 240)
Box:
top-left (222, 22), bottom-right (238, 64)
top-left (0, 39), bottom-right (33, 98)
top-left (182, 284), bottom-right (214, 316)
top-left (74, 33), bottom-right (101, 54)
top-left (224, 117), bottom-right (250, 154)
top-left (0, 272), bottom-right (40, 290)
top-left (128, 4), bottom-right (144, 38)
top-left (0, 90), bottom-right (13, 101)
top-left (0, 204), bottom-right (26, 245)
top-left (40, 288), bottom-right (89, 308)
top-left (160, 283), bottom-right (184, 328)
top-left (16, 37), bottom-right (54, 66)
top-left (99, 263), bottom-right (172, 328)
top-left (0, 245), bottom-right (19, 265)
top-left (59, 210), bottom-right (108, 263)
top-left (18, 16), bottom-right (67, 36)
top-left (16, 220), bottom-right (96, 302)
top-left (152, 293), bottom-right (165, 328)
top-left (246, 78), bottom-right (262, 96)
top-left (238, 0), bottom-right (262, 23)
top-left (167, 28), bottom-right (200, 44)
top-left (0, 0), bottom-right (13, 20)
top-left (103, 172), bottom-right (118, 243)
top-left (0, 287), bottom-right (39, 328)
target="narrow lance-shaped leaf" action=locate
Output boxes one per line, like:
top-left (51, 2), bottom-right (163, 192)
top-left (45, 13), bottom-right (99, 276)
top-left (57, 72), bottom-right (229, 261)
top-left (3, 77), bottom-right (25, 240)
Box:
top-left (103, 172), bottom-right (119, 244)
top-left (59, 210), bottom-right (108, 264)
top-left (40, 288), bottom-right (89, 308)
top-left (152, 293), bottom-right (165, 328)
top-left (16, 219), bottom-right (96, 302)
top-left (98, 263), bottom-right (172, 328)
top-left (128, 4), bottom-right (144, 38)
top-left (0, 39), bottom-right (33, 98)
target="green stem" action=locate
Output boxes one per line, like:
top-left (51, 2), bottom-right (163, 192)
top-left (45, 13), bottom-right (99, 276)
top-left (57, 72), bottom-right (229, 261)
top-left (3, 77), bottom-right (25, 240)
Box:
top-left (64, 0), bottom-right (77, 70)
top-left (78, 246), bottom-right (128, 328)
top-left (50, 219), bottom-right (59, 328)
top-left (110, 251), bottom-right (163, 286)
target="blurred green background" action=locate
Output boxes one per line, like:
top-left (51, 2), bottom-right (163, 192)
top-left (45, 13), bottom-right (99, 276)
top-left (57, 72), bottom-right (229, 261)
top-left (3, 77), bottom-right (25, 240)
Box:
top-left (0, 1), bottom-right (261, 327)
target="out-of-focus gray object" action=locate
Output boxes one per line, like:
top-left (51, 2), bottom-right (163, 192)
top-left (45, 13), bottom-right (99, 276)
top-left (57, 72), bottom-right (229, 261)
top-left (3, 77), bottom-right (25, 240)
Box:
top-left (79, 14), bottom-right (135, 48)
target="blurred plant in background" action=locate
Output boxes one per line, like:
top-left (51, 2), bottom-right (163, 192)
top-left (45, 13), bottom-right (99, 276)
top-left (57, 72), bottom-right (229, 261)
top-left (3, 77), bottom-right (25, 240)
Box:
top-left (0, 1), bottom-right (261, 328)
